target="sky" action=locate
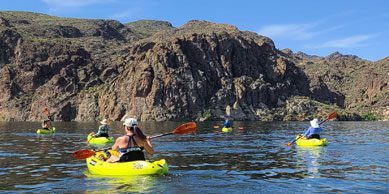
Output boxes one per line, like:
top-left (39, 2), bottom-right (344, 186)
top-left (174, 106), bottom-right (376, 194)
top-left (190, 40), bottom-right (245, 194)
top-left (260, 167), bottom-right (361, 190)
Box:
top-left (1, 0), bottom-right (388, 61)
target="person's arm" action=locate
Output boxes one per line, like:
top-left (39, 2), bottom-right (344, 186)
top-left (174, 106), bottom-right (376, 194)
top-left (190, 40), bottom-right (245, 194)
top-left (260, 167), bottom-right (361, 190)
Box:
top-left (95, 125), bottom-right (103, 136)
top-left (143, 136), bottom-right (154, 155)
top-left (303, 127), bottom-right (311, 138)
top-left (111, 137), bottom-right (122, 151)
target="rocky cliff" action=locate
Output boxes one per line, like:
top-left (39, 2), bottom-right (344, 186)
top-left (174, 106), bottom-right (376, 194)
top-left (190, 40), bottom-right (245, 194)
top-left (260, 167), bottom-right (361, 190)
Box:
top-left (0, 11), bottom-right (387, 121)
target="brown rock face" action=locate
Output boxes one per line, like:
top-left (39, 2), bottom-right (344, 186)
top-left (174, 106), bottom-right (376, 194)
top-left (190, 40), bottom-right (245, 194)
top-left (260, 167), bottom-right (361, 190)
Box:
top-left (0, 39), bottom-right (96, 121)
top-left (0, 12), bottom-right (387, 121)
top-left (97, 24), bottom-right (313, 121)
top-left (0, 28), bottom-right (21, 65)
top-left (295, 52), bottom-right (388, 119)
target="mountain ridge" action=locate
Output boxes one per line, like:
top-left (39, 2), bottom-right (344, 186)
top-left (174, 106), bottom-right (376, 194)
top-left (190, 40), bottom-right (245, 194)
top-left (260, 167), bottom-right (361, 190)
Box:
top-left (0, 11), bottom-right (387, 121)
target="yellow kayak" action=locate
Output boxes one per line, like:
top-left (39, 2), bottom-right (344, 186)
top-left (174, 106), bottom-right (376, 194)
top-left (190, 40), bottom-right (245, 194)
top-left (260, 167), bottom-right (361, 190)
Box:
top-left (36, 127), bottom-right (56, 134)
top-left (222, 127), bottom-right (233, 132)
top-left (87, 133), bottom-right (114, 144)
top-left (86, 150), bottom-right (168, 176)
top-left (296, 135), bottom-right (328, 146)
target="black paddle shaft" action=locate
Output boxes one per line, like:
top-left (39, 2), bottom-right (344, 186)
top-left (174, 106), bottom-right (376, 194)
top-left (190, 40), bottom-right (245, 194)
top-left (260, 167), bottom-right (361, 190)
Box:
top-left (150, 132), bottom-right (173, 139)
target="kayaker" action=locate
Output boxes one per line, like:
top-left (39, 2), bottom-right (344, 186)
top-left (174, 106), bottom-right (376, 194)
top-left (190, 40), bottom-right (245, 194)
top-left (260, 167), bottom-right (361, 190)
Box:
top-left (223, 119), bottom-right (232, 128)
top-left (92, 118), bottom-right (112, 138)
top-left (302, 118), bottom-right (322, 139)
top-left (41, 119), bottom-right (52, 130)
top-left (105, 118), bottom-right (153, 163)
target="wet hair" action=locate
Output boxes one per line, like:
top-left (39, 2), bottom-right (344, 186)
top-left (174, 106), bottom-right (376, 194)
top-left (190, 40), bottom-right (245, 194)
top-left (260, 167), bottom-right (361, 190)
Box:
top-left (127, 126), bottom-right (146, 140)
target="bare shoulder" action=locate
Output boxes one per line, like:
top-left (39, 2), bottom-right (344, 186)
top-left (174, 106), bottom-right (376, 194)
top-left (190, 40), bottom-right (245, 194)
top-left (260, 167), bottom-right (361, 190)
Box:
top-left (115, 136), bottom-right (126, 142)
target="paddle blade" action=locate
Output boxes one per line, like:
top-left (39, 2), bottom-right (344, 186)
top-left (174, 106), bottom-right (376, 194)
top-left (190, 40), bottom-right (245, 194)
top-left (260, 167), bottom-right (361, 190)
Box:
top-left (172, 122), bottom-right (197, 134)
top-left (72, 149), bottom-right (95, 160)
top-left (320, 111), bottom-right (337, 124)
top-left (327, 112), bottom-right (337, 120)
top-left (285, 142), bottom-right (293, 147)
top-left (42, 107), bottom-right (49, 116)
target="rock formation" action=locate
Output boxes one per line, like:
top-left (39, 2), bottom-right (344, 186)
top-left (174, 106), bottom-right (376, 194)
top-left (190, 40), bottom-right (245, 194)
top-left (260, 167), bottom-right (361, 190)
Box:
top-left (0, 11), bottom-right (387, 121)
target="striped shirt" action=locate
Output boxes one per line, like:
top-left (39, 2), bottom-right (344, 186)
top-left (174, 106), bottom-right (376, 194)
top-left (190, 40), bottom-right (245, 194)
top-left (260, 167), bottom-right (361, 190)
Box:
top-left (96, 124), bottom-right (110, 136)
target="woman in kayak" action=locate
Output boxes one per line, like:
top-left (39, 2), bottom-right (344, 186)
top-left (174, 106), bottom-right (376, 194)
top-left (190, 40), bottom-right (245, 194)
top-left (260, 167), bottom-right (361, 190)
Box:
top-left (92, 118), bottom-right (112, 138)
top-left (302, 118), bottom-right (322, 139)
top-left (106, 118), bottom-right (153, 163)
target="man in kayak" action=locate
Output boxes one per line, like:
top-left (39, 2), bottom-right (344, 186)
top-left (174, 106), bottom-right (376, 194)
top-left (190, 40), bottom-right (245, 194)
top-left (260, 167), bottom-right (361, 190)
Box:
top-left (92, 118), bottom-right (112, 138)
top-left (105, 118), bottom-right (153, 163)
top-left (302, 118), bottom-right (322, 139)
top-left (223, 119), bottom-right (232, 128)
top-left (41, 119), bottom-right (53, 130)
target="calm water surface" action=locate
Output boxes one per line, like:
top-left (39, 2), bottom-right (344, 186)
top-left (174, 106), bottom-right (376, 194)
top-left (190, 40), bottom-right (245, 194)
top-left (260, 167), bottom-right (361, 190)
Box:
top-left (0, 121), bottom-right (388, 193)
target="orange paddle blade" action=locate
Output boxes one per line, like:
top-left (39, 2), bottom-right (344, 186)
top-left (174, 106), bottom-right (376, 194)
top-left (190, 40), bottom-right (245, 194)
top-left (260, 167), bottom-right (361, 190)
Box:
top-left (42, 107), bottom-right (49, 116)
top-left (72, 149), bottom-right (95, 160)
top-left (328, 112), bottom-right (337, 119)
top-left (172, 122), bottom-right (197, 134)
top-left (320, 111), bottom-right (337, 124)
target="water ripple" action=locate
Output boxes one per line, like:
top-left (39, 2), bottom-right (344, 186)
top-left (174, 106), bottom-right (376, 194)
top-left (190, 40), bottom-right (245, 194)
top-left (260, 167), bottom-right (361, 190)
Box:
top-left (0, 121), bottom-right (388, 193)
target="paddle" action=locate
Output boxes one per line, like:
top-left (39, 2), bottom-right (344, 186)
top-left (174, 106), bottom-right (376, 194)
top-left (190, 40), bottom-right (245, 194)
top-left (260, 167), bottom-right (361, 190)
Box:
top-left (285, 112), bottom-right (337, 147)
top-left (42, 107), bottom-right (49, 117)
top-left (150, 122), bottom-right (197, 139)
top-left (42, 107), bottom-right (53, 121)
top-left (87, 131), bottom-right (95, 143)
top-left (72, 122), bottom-right (197, 160)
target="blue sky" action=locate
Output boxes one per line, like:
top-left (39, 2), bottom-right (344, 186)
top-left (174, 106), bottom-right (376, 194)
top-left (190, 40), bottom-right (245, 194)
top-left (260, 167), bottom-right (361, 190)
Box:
top-left (1, 0), bottom-right (388, 61)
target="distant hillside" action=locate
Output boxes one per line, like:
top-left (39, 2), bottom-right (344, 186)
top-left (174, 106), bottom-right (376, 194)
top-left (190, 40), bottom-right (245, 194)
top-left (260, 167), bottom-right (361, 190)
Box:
top-left (0, 11), bottom-right (387, 121)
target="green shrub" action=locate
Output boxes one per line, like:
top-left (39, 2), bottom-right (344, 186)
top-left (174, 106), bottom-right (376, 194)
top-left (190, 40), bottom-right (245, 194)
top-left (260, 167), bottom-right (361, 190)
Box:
top-left (196, 110), bottom-right (212, 121)
top-left (361, 113), bottom-right (380, 121)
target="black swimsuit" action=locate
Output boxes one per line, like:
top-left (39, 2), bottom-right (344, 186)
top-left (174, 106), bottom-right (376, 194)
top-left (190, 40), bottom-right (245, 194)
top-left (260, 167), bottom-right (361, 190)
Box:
top-left (118, 135), bottom-right (145, 162)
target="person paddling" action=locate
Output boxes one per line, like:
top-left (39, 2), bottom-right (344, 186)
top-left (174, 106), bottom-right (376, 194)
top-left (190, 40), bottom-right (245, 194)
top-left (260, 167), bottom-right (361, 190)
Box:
top-left (41, 119), bottom-right (53, 130)
top-left (105, 118), bottom-right (153, 163)
top-left (302, 118), bottom-right (322, 139)
top-left (92, 118), bottom-right (112, 138)
top-left (223, 119), bottom-right (232, 128)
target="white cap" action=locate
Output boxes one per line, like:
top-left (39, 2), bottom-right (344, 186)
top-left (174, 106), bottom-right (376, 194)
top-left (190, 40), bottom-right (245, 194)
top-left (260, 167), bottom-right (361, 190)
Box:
top-left (123, 118), bottom-right (138, 127)
top-left (100, 118), bottom-right (108, 125)
top-left (310, 118), bottom-right (320, 128)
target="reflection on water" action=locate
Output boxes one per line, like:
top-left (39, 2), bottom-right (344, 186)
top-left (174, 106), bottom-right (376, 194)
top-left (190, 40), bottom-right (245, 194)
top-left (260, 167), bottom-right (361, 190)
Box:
top-left (296, 147), bottom-right (323, 178)
top-left (0, 121), bottom-right (388, 193)
top-left (84, 171), bottom-right (159, 193)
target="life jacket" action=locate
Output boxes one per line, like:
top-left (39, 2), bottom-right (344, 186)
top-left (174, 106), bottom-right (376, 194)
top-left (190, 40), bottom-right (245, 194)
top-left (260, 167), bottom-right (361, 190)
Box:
top-left (224, 120), bottom-right (232, 128)
top-left (118, 135), bottom-right (145, 162)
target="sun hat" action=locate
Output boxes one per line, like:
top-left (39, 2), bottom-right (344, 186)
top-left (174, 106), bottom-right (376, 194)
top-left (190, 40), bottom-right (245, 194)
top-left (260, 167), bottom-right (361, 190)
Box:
top-left (100, 118), bottom-right (109, 125)
top-left (123, 118), bottom-right (138, 127)
top-left (310, 118), bottom-right (320, 128)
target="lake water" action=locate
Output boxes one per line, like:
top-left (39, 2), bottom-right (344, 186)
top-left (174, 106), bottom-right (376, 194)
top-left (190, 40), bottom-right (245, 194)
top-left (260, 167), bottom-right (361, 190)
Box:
top-left (1, 121), bottom-right (388, 193)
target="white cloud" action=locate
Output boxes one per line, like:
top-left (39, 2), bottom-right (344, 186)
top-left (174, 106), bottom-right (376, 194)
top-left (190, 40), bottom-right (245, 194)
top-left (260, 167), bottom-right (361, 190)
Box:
top-left (110, 8), bottom-right (142, 21)
top-left (312, 34), bottom-right (377, 48)
top-left (258, 24), bottom-right (314, 40)
top-left (257, 23), bottom-right (342, 41)
top-left (41, 0), bottom-right (116, 9)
